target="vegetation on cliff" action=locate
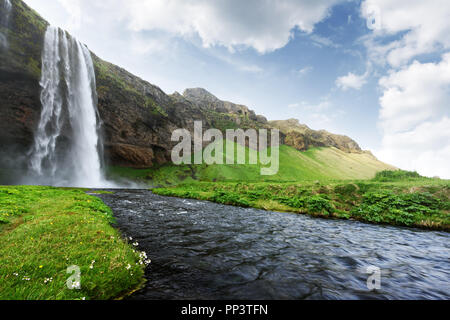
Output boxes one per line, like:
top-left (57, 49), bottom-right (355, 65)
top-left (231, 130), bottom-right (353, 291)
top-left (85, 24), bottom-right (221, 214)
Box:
top-left (0, 0), bottom-right (47, 79)
top-left (0, 186), bottom-right (146, 300)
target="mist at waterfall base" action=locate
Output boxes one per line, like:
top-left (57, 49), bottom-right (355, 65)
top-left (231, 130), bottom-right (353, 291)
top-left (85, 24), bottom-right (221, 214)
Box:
top-left (22, 26), bottom-right (130, 189)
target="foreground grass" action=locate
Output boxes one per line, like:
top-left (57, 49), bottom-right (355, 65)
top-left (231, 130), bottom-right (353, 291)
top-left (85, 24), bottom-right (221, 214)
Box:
top-left (154, 174), bottom-right (450, 231)
top-left (0, 186), bottom-right (146, 300)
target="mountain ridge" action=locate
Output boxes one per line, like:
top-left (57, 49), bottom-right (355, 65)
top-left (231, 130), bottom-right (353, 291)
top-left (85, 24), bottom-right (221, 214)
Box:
top-left (0, 0), bottom-right (391, 179)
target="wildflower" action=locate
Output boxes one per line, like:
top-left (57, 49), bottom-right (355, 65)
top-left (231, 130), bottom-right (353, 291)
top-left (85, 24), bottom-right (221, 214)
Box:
top-left (89, 260), bottom-right (96, 269)
top-left (126, 264), bottom-right (131, 270)
top-left (133, 242), bottom-right (139, 247)
top-left (13, 272), bottom-right (19, 277)
top-left (39, 265), bottom-right (43, 269)
top-left (44, 277), bottom-right (53, 284)
top-left (22, 276), bottom-right (31, 281)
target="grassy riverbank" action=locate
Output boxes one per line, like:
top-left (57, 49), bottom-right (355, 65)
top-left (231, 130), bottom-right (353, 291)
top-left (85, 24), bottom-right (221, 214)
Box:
top-left (154, 171), bottom-right (450, 231)
top-left (0, 186), bottom-right (146, 300)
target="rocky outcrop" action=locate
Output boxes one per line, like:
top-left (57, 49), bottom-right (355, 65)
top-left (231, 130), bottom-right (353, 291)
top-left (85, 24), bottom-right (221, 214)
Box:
top-left (183, 88), bottom-right (261, 121)
top-left (270, 119), bottom-right (363, 153)
top-left (178, 88), bottom-right (269, 130)
top-left (0, 0), bottom-right (370, 172)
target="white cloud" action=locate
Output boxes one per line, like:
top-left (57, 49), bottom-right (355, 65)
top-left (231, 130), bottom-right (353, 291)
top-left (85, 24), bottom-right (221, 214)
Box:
top-left (336, 71), bottom-right (368, 90)
top-left (125, 0), bottom-right (342, 53)
top-left (296, 66), bottom-right (314, 76)
top-left (361, 0), bottom-right (450, 67)
top-left (310, 34), bottom-right (340, 49)
top-left (376, 53), bottom-right (450, 178)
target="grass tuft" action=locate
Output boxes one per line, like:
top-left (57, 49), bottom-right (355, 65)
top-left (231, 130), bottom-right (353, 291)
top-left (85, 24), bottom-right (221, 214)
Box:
top-left (0, 186), bottom-right (146, 300)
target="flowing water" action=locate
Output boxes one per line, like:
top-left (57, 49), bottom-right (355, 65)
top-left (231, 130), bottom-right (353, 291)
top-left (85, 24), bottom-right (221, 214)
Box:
top-left (0, 0), bottom-right (12, 49)
top-left (29, 26), bottom-right (109, 188)
top-left (97, 189), bottom-right (450, 300)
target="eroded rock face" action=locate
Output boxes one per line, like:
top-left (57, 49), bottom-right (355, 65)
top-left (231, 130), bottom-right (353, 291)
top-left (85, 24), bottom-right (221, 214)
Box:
top-left (270, 119), bottom-right (363, 153)
top-left (183, 88), bottom-right (265, 123)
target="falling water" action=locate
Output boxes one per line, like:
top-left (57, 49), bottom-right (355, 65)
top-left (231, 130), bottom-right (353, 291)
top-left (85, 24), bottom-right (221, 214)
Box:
top-left (29, 26), bottom-right (109, 188)
top-left (0, 0), bottom-right (12, 49)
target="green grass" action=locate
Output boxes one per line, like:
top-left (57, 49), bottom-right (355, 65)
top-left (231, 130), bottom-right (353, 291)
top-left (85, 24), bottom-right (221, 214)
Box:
top-left (154, 175), bottom-right (450, 231)
top-left (107, 144), bottom-right (395, 186)
top-left (0, 186), bottom-right (147, 300)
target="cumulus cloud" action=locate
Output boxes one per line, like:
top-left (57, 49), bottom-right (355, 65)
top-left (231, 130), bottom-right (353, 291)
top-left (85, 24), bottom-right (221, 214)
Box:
top-left (360, 1), bottom-right (450, 177)
top-left (336, 72), bottom-right (368, 90)
top-left (376, 53), bottom-right (450, 178)
top-left (361, 0), bottom-right (450, 67)
top-left (125, 0), bottom-right (342, 53)
top-left (28, 0), bottom-right (342, 54)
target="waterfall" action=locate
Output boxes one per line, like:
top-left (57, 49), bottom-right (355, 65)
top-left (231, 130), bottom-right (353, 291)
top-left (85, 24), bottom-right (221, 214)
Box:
top-left (29, 26), bottom-right (109, 188)
top-left (0, 0), bottom-right (12, 49)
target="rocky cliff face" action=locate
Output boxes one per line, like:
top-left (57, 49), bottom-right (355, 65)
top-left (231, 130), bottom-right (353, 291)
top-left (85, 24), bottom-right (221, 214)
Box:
top-left (0, 0), bottom-right (47, 169)
top-left (269, 119), bottom-right (363, 153)
top-left (0, 0), bottom-right (369, 172)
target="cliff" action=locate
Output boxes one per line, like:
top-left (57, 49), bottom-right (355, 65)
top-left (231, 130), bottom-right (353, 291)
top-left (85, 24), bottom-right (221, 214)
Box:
top-left (0, 0), bottom-right (375, 172)
top-left (269, 119), bottom-right (363, 153)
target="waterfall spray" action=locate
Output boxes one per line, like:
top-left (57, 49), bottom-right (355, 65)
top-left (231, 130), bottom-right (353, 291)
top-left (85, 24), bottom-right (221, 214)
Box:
top-left (0, 0), bottom-right (12, 49)
top-left (29, 26), bottom-right (110, 188)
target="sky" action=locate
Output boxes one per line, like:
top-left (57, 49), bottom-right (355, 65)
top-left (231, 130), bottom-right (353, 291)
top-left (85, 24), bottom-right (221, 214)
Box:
top-left (23, 0), bottom-right (450, 179)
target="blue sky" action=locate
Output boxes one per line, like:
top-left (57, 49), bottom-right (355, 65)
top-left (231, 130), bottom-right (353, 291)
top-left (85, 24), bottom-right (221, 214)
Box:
top-left (23, 0), bottom-right (450, 178)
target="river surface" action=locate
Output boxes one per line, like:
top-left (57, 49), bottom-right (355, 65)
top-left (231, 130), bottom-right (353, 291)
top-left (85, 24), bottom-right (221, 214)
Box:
top-left (96, 189), bottom-right (450, 300)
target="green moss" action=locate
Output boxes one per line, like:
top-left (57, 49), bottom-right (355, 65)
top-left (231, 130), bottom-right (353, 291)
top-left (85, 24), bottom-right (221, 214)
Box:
top-left (93, 58), bottom-right (168, 117)
top-left (26, 57), bottom-right (40, 79)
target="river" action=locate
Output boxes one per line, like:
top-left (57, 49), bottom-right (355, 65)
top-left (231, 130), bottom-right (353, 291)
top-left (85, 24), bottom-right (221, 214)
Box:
top-left (96, 189), bottom-right (450, 300)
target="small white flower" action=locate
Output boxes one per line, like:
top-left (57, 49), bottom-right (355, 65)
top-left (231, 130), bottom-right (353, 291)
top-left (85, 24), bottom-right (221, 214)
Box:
top-left (133, 242), bottom-right (139, 247)
top-left (44, 277), bottom-right (53, 284)
top-left (126, 264), bottom-right (131, 270)
top-left (13, 272), bottom-right (19, 277)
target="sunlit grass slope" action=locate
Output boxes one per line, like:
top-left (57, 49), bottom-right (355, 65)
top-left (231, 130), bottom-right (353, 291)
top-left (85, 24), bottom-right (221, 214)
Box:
top-left (108, 142), bottom-right (395, 186)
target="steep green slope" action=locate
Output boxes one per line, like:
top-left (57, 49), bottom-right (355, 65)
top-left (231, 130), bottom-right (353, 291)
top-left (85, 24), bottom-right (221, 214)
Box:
top-left (107, 143), bottom-right (395, 186)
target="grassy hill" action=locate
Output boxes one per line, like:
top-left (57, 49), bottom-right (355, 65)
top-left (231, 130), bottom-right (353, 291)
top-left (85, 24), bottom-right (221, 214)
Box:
top-left (107, 142), bottom-right (395, 186)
